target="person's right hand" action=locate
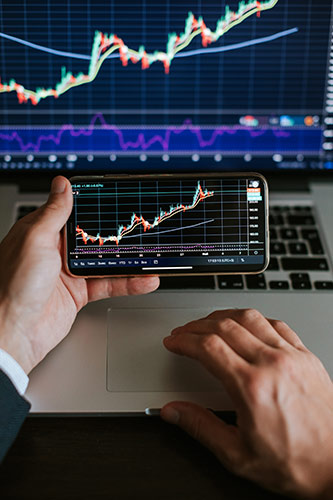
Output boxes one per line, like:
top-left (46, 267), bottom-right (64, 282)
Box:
top-left (161, 309), bottom-right (333, 499)
top-left (0, 176), bottom-right (159, 375)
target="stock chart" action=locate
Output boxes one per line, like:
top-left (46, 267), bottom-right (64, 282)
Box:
top-left (0, 0), bottom-right (331, 163)
top-left (75, 181), bottom-right (215, 247)
top-left (67, 176), bottom-right (266, 275)
top-left (69, 177), bottom-right (264, 252)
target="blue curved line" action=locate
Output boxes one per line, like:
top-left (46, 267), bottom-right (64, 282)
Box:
top-left (0, 27), bottom-right (298, 62)
top-left (0, 32), bottom-right (92, 60)
top-left (175, 27), bottom-right (299, 58)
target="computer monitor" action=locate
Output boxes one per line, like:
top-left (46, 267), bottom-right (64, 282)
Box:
top-left (1, 0), bottom-right (333, 173)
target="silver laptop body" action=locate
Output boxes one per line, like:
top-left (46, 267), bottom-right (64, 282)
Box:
top-left (0, 0), bottom-right (333, 413)
top-left (0, 181), bottom-right (332, 414)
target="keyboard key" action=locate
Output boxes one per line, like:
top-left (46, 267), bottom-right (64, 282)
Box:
top-left (270, 206), bottom-right (290, 213)
top-left (269, 227), bottom-right (278, 240)
top-left (281, 258), bottom-right (329, 271)
top-left (301, 229), bottom-right (319, 240)
top-left (269, 281), bottom-right (289, 290)
top-left (270, 214), bottom-right (284, 226)
top-left (314, 281), bottom-right (333, 290)
top-left (300, 229), bottom-right (325, 255)
top-left (290, 273), bottom-right (310, 282)
top-left (287, 215), bottom-right (315, 226)
top-left (267, 257), bottom-right (280, 271)
top-left (246, 274), bottom-right (267, 289)
top-left (290, 273), bottom-right (311, 291)
top-left (280, 228), bottom-right (298, 239)
top-left (288, 242), bottom-right (308, 255)
top-left (290, 272), bottom-right (311, 290)
top-left (159, 276), bottom-right (215, 290)
top-left (294, 206), bottom-right (313, 212)
top-left (292, 281), bottom-right (312, 290)
top-left (270, 242), bottom-right (286, 255)
top-left (218, 275), bottom-right (244, 290)
top-left (308, 239), bottom-right (324, 255)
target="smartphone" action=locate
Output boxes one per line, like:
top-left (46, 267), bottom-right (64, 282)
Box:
top-left (65, 173), bottom-right (269, 277)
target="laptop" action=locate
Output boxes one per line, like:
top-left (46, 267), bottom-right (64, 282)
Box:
top-left (0, 0), bottom-right (333, 414)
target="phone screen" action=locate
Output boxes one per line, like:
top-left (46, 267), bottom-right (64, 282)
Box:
top-left (66, 173), bottom-right (269, 276)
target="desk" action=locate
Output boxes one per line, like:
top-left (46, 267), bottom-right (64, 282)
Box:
top-left (0, 413), bottom-right (288, 500)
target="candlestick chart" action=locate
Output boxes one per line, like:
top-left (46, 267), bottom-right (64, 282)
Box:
top-left (0, 0), bottom-right (278, 106)
top-left (0, 0), bottom-right (330, 165)
top-left (76, 181), bottom-right (214, 246)
top-left (70, 178), bottom-right (253, 257)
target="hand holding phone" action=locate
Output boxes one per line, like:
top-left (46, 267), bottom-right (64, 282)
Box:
top-left (65, 173), bottom-right (269, 277)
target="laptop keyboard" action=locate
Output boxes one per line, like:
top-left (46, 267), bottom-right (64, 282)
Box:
top-left (159, 203), bottom-right (333, 292)
top-left (15, 202), bottom-right (333, 292)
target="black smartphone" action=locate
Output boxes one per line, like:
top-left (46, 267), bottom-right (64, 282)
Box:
top-left (65, 172), bottom-right (269, 277)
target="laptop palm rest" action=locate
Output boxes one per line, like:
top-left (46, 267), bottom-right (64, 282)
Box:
top-left (107, 308), bottom-right (223, 393)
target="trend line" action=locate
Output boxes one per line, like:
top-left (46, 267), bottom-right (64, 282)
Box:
top-left (0, 115), bottom-right (291, 153)
top-left (0, 0), bottom-right (279, 105)
top-left (0, 27), bottom-right (297, 61)
top-left (75, 182), bottom-right (214, 246)
top-left (174, 27), bottom-right (298, 58)
top-left (0, 32), bottom-right (93, 60)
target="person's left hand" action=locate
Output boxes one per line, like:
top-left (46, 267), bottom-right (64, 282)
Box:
top-left (0, 176), bottom-right (159, 374)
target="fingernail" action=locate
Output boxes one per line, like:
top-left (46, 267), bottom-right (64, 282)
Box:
top-left (51, 177), bottom-right (66, 194)
top-left (161, 406), bottom-right (180, 424)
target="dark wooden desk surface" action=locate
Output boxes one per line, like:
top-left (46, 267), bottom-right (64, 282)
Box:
top-left (0, 413), bottom-right (290, 500)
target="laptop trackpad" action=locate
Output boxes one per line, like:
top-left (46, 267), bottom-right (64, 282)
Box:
top-left (107, 308), bottom-right (222, 392)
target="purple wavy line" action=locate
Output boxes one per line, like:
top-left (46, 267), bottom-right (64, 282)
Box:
top-left (0, 113), bottom-right (291, 153)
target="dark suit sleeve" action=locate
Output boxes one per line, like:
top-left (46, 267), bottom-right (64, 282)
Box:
top-left (0, 370), bottom-right (31, 462)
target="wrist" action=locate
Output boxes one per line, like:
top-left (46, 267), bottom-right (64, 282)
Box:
top-left (0, 302), bottom-right (35, 374)
top-left (0, 347), bottom-right (30, 395)
top-left (0, 330), bottom-right (35, 375)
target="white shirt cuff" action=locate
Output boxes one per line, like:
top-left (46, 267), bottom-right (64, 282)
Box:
top-left (0, 348), bottom-right (29, 395)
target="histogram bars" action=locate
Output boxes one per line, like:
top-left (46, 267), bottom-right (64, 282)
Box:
top-left (0, 0), bottom-right (279, 105)
top-left (75, 182), bottom-right (214, 246)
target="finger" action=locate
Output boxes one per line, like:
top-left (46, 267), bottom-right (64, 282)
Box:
top-left (33, 176), bottom-right (73, 237)
top-left (164, 330), bottom-right (249, 395)
top-left (267, 318), bottom-right (307, 350)
top-left (205, 309), bottom-right (286, 348)
top-left (2, 176), bottom-right (71, 249)
top-left (86, 276), bottom-right (160, 302)
top-left (161, 401), bottom-right (245, 471)
top-left (171, 318), bottom-right (265, 363)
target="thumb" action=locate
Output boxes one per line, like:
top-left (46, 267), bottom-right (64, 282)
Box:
top-left (38, 176), bottom-right (73, 235)
top-left (161, 401), bottom-right (244, 471)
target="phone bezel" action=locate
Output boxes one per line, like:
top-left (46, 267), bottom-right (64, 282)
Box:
top-left (64, 171), bottom-right (269, 278)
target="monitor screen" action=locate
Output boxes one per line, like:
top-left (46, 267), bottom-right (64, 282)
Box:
top-left (1, 0), bottom-right (333, 172)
